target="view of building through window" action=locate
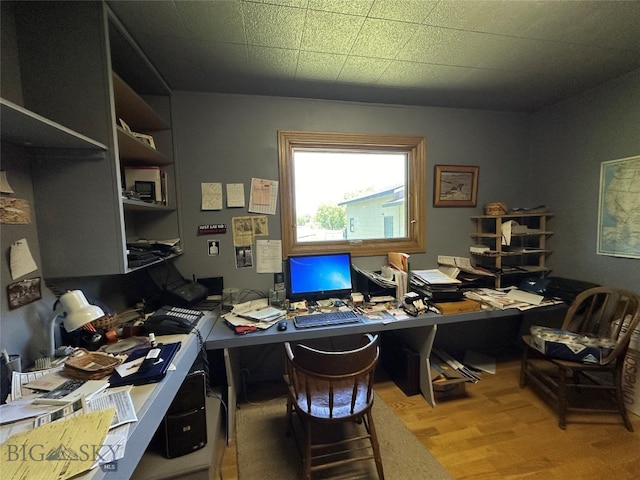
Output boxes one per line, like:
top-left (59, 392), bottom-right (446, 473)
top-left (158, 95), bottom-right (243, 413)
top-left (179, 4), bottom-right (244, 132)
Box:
top-left (293, 151), bottom-right (407, 243)
top-left (278, 131), bottom-right (425, 257)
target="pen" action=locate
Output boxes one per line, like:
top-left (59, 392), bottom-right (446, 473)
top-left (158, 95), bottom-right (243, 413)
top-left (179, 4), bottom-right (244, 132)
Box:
top-left (1, 349), bottom-right (9, 364)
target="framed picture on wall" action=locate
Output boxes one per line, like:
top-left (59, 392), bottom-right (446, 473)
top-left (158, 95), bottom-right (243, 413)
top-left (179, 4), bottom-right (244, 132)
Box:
top-left (433, 165), bottom-right (479, 207)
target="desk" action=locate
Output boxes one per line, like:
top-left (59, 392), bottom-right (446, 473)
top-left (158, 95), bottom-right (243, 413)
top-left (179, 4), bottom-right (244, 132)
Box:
top-left (205, 307), bottom-right (523, 440)
top-left (92, 312), bottom-right (216, 479)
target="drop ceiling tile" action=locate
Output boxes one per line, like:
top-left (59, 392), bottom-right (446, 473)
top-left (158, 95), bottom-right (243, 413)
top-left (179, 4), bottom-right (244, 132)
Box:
top-left (295, 51), bottom-right (345, 81)
top-left (350, 18), bottom-right (418, 59)
top-left (307, 0), bottom-right (374, 16)
top-left (424, 0), bottom-right (550, 37)
top-left (369, 0), bottom-right (438, 23)
top-left (243, 2), bottom-right (306, 48)
top-left (378, 60), bottom-right (469, 88)
top-left (337, 56), bottom-right (391, 83)
top-left (301, 10), bottom-right (366, 53)
top-left (251, 0), bottom-right (309, 7)
top-left (136, 36), bottom-right (208, 91)
top-left (174, 1), bottom-right (246, 43)
top-left (542, 2), bottom-right (640, 50)
top-left (198, 42), bottom-right (250, 78)
top-left (248, 45), bottom-right (298, 78)
top-left (398, 26), bottom-right (499, 68)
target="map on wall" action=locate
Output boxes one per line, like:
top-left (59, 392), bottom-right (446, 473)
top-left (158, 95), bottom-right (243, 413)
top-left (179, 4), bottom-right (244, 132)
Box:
top-left (597, 155), bottom-right (640, 259)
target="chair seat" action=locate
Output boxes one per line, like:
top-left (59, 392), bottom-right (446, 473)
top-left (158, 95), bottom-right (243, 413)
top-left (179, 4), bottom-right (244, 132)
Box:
top-left (520, 287), bottom-right (640, 431)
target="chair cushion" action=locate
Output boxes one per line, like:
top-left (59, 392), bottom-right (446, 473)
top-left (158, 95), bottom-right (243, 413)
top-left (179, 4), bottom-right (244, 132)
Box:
top-left (525, 327), bottom-right (616, 364)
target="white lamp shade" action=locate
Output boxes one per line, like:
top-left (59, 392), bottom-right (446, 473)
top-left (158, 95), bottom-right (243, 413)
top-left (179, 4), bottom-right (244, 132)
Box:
top-left (59, 290), bottom-right (105, 332)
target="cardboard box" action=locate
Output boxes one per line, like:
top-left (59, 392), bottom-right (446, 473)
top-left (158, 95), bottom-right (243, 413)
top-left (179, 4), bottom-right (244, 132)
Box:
top-left (622, 321), bottom-right (640, 416)
top-left (430, 354), bottom-right (470, 401)
top-left (433, 298), bottom-right (482, 315)
top-left (432, 378), bottom-right (467, 401)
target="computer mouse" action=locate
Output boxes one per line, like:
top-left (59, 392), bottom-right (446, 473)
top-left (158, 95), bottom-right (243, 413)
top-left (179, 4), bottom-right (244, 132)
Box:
top-left (277, 321), bottom-right (288, 331)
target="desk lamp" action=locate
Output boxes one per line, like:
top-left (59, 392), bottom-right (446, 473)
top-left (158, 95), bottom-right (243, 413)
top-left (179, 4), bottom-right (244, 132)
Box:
top-left (48, 290), bottom-right (105, 358)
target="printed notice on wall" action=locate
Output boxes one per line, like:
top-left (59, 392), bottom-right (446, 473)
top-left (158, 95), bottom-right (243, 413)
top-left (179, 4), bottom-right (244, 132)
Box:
top-left (201, 182), bottom-right (222, 210)
top-left (256, 239), bottom-right (282, 273)
top-left (248, 178), bottom-right (278, 215)
top-left (226, 183), bottom-right (245, 207)
top-left (10, 238), bottom-right (38, 280)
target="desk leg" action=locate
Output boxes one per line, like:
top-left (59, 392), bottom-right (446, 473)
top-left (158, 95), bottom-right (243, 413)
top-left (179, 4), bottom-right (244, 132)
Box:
top-left (223, 347), bottom-right (240, 443)
top-left (392, 324), bottom-right (437, 407)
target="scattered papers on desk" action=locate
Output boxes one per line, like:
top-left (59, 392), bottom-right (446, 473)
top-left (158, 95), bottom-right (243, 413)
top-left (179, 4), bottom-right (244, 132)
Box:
top-left (87, 387), bottom-right (138, 429)
top-left (239, 305), bottom-right (285, 322)
top-left (0, 397), bottom-right (60, 425)
top-left (1, 408), bottom-right (115, 480)
top-left (20, 367), bottom-right (67, 392)
top-left (224, 297), bottom-right (285, 329)
top-left (464, 287), bottom-right (562, 311)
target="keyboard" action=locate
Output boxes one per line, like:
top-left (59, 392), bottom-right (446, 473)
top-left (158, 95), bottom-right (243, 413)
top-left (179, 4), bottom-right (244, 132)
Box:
top-left (293, 310), bottom-right (361, 329)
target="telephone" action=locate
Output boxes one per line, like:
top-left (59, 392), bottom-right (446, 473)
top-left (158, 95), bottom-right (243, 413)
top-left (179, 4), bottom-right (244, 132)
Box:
top-left (144, 306), bottom-right (204, 335)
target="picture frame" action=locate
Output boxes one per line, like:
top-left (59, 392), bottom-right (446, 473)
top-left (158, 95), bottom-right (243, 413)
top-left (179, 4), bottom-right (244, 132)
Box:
top-left (7, 277), bottom-right (42, 310)
top-left (433, 165), bottom-right (479, 207)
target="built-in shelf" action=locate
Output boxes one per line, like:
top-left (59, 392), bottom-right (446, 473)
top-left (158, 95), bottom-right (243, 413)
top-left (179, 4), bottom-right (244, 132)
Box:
top-left (123, 198), bottom-right (174, 211)
top-left (1, 97), bottom-right (107, 151)
top-left (117, 127), bottom-right (171, 165)
top-left (112, 73), bottom-right (169, 131)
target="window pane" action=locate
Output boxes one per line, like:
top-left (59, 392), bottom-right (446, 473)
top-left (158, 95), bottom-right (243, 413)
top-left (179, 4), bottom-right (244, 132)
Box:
top-left (278, 130), bottom-right (426, 258)
top-left (293, 151), bottom-right (407, 242)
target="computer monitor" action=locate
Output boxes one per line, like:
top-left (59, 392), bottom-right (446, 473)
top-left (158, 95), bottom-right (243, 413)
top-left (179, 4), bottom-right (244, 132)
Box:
top-left (286, 252), bottom-right (353, 302)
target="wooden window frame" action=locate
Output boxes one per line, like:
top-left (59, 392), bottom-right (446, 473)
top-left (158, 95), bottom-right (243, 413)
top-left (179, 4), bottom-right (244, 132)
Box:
top-left (278, 130), bottom-right (426, 258)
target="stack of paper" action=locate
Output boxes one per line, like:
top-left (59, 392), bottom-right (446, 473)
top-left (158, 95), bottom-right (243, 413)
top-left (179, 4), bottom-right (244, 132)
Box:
top-left (224, 298), bottom-right (285, 330)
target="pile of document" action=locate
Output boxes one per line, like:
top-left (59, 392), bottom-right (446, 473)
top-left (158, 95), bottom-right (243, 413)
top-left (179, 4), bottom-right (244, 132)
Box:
top-left (1, 366), bottom-right (139, 479)
top-left (411, 268), bottom-right (464, 303)
top-left (223, 298), bottom-right (286, 331)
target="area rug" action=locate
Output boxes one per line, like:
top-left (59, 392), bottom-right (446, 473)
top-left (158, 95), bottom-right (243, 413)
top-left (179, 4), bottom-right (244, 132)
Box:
top-left (236, 394), bottom-right (453, 479)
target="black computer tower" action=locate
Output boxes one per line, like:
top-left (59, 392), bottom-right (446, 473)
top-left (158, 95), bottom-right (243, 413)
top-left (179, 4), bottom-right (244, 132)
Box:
top-left (380, 332), bottom-right (421, 396)
top-left (156, 371), bottom-right (207, 458)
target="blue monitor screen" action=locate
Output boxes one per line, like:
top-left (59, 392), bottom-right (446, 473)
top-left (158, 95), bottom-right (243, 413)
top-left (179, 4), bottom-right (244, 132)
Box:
top-left (286, 252), bottom-right (353, 302)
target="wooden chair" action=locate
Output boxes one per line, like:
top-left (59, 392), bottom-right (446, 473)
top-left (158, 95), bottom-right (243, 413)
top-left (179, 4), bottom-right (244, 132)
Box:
top-left (283, 334), bottom-right (384, 480)
top-left (520, 286), bottom-right (640, 431)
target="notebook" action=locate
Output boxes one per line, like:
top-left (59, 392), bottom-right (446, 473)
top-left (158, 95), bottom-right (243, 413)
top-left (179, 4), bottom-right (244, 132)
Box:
top-left (109, 342), bottom-right (181, 387)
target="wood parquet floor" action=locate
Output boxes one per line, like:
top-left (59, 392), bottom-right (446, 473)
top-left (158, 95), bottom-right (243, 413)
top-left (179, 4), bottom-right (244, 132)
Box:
top-left (219, 357), bottom-right (640, 479)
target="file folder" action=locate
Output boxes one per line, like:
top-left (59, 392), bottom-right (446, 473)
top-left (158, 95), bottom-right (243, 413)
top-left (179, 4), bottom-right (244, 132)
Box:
top-left (109, 342), bottom-right (181, 387)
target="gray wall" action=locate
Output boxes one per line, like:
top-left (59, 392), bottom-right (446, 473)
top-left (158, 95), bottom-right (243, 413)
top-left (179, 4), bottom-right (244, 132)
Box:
top-left (530, 69), bottom-right (640, 292)
top-left (2, 70), bottom-right (638, 368)
top-left (171, 94), bottom-right (531, 295)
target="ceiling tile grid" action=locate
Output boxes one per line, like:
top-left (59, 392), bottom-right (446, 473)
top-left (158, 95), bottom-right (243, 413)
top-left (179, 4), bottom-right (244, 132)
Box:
top-left (107, 0), bottom-right (640, 112)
